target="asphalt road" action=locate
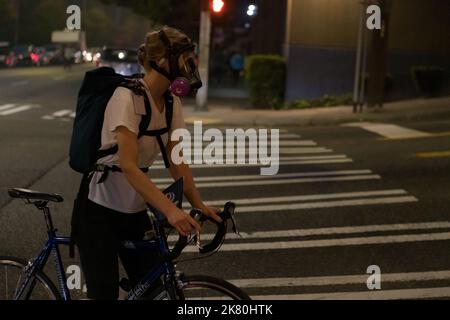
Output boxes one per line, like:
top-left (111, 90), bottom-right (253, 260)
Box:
top-left (1, 66), bottom-right (450, 300)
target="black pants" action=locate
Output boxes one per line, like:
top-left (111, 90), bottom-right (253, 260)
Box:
top-left (76, 199), bottom-right (162, 300)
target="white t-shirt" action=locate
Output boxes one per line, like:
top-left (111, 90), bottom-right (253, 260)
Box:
top-left (88, 80), bottom-right (186, 213)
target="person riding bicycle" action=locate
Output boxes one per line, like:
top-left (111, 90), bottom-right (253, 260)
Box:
top-left (73, 26), bottom-right (222, 300)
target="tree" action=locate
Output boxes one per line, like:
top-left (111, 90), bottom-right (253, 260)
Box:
top-left (100, 0), bottom-right (172, 23)
top-left (100, 0), bottom-right (200, 39)
top-left (30, 0), bottom-right (67, 45)
top-left (84, 7), bottom-right (113, 47)
top-left (0, 0), bottom-right (15, 42)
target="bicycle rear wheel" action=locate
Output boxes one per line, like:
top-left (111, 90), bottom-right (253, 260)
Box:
top-left (177, 275), bottom-right (251, 300)
top-left (0, 256), bottom-right (61, 300)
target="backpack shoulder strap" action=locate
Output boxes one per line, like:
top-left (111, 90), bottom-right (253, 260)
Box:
top-left (138, 91), bottom-right (152, 139)
top-left (165, 91), bottom-right (174, 130)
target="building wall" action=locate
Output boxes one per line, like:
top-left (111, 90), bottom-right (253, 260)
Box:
top-left (250, 0), bottom-right (287, 55)
top-left (284, 0), bottom-right (450, 101)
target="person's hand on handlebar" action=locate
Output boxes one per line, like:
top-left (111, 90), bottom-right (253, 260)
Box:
top-left (167, 209), bottom-right (201, 237)
top-left (199, 205), bottom-right (223, 223)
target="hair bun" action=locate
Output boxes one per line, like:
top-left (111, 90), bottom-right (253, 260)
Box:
top-left (138, 44), bottom-right (147, 66)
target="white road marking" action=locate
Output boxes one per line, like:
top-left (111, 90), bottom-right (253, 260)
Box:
top-left (229, 270), bottom-right (450, 289)
top-left (0, 104), bottom-right (16, 111)
top-left (228, 195), bottom-right (416, 213)
top-left (181, 230), bottom-right (448, 253)
top-left (169, 221), bottom-right (450, 242)
top-left (150, 159), bottom-right (352, 170)
top-left (156, 174), bottom-right (381, 188)
top-left (42, 110), bottom-right (76, 120)
top-left (188, 133), bottom-right (301, 141)
top-left (174, 147), bottom-right (332, 155)
top-left (343, 122), bottom-right (431, 139)
top-left (250, 287), bottom-right (450, 300)
top-left (0, 105), bottom-right (33, 116)
top-left (191, 140), bottom-right (317, 147)
top-left (155, 155), bottom-right (349, 165)
top-left (153, 170), bottom-right (373, 184)
top-left (10, 80), bottom-right (29, 87)
top-left (196, 189), bottom-right (408, 206)
top-left (52, 109), bottom-right (73, 117)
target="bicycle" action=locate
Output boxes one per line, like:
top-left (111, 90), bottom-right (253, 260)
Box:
top-left (0, 185), bottom-right (250, 300)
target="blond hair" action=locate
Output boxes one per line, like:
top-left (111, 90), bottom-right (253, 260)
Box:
top-left (138, 26), bottom-right (192, 71)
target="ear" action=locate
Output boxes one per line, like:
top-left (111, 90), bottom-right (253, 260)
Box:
top-left (158, 58), bottom-right (167, 67)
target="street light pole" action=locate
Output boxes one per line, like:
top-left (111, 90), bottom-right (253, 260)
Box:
top-left (14, 0), bottom-right (20, 46)
top-left (196, 0), bottom-right (211, 111)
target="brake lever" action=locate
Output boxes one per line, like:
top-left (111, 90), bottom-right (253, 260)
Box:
top-left (223, 202), bottom-right (241, 237)
top-left (230, 213), bottom-right (241, 237)
top-left (190, 208), bottom-right (205, 250)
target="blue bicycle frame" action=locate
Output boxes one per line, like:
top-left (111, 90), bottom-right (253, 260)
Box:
top-left (14, 202), bottom-right (180, 301)
top-left (14, 204), bottom-right (72, 300)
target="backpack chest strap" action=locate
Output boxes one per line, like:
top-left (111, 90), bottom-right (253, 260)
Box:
top-left (93, 164), bottom-right (150, 184)
top-left (140, 127), bottom-right (171, 169)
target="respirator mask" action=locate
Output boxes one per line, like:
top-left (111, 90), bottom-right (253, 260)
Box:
top-left (149, 30), bottom-right (203, 97)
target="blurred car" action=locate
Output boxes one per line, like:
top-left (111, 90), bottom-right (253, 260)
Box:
top-left (0, 42), bottom-right (10, 67)
top-left (97, 47), bottom-right (142, 76)
top-left (43, 44), bottom-right (63, 65)
top-left (8, 45), bottom-right (39, 67)
top-left (32, 47), bottom-right (52, 66)
top-left (90, 47), bottom-right (102, 63)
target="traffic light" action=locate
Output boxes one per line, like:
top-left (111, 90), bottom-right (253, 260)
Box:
top-left (212, 0), bottom-right (225, 13)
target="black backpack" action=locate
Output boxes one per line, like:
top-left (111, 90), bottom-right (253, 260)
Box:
top-left (69, 67), bottom-right (173, 175)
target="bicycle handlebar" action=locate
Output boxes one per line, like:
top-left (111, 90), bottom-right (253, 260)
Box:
top-left (168, 202), bottom-right (237, 261)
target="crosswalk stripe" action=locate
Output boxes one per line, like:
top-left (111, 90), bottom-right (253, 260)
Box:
top-left (229, 270), bottom-right (450, 289)
top-left (0, 104), bottom-right (15, 111)
top-left (195, 189), bottom-right (408, 207)
top-left (181, 230), bottom-right (448, 253)
top-left (228, 195), bottom-right (416, 213)
top-left (52, 110), bottom-right (73, 117)
top-left (250, 287), bottom-right (450, 300)
top-left (154, 155), bottom-right (349, 165)
top-left (168, 221), bottom-right (450, 242)
top-left (174, 147), bottom-right (332, 154)
top-left (190, 140), bottom-right (317, 147)
top-left (343, 122), bottom-right (431, 139)
top-left (189, 133), bottom-right (301, 141)
top-left (157, 174), bottom-right (381, 188)
top-left (153, 170), bottom-right (373, 184)
top-left (11, 80), bottom-right (29, 87)
top-left (151, 159), bottom-right (352, 169)
top-left (0, 105), bottom-right (32, 116)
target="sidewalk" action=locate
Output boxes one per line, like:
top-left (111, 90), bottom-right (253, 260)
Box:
top-left (183, 96), bottom-right (450, 127)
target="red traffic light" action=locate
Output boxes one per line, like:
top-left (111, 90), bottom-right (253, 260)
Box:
top-left (212, 0), bottom-right (225, 13)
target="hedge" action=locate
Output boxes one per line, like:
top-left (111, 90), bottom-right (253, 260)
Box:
top-left (245, 55), bottom-right (286, 109)
top-left (411, 66), bottom-right (445, 97)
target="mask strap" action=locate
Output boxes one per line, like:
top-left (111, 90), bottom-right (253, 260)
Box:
top-left (149, 61), bottom-right (173, 81)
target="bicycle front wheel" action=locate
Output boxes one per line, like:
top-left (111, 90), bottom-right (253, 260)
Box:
top-left (0, 256), bottom-right (61, 300)
top-left (177, 275), bottom-right (251, 300)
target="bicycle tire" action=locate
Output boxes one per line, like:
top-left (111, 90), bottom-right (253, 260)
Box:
top-left (0, 256), bottom-right (61, 300)
top-left (177, 275), bottom-right (251, 300)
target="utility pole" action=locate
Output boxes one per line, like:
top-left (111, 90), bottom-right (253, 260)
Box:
top-left (196, 0), bottom-right (212, 111)
top-left (353, 0), bottom-right (370, 113)
top-left (14, 0), bottom-right (20, 46)
top-left (366, 0), bottom-right (392, 108)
